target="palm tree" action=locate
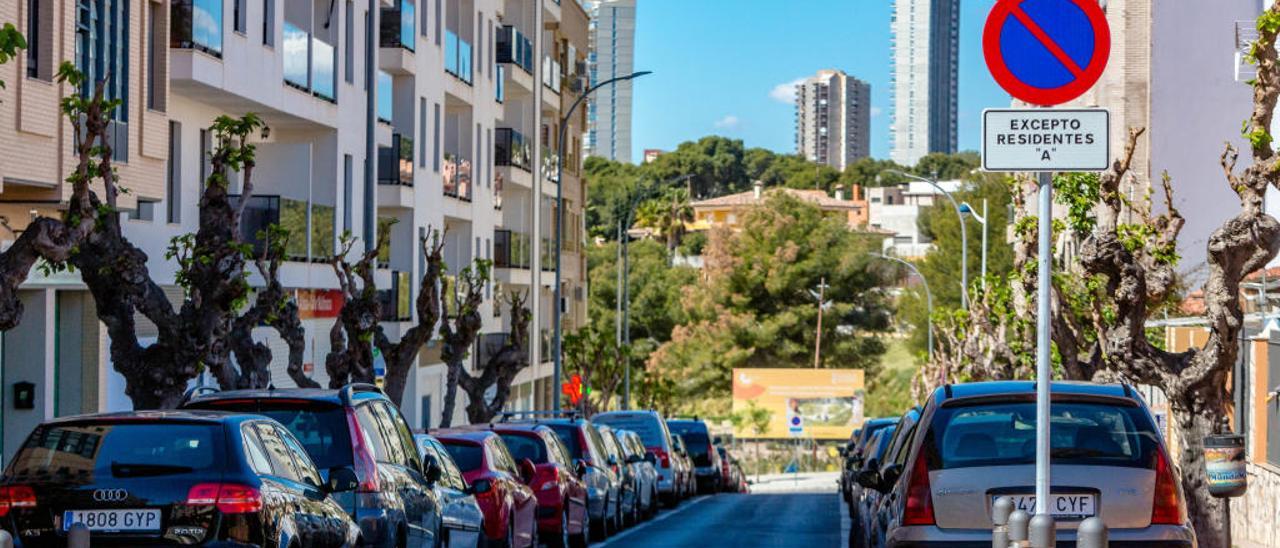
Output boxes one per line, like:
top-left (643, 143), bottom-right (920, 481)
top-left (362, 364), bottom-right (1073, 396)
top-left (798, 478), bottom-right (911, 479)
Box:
top-left (662, 187), bottom-right (695, 253)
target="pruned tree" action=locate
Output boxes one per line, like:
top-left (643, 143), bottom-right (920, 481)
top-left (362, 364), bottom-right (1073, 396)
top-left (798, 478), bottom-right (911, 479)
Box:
top-left (325, 226), bottom-right (446, 406)
top-left (436, 260), bottom-right (489, 427)
top-left (563, 324), bottom-right (628, 415)
top-left (230, 225), bottom-right (318, 389)
top-left (457, 291), bottom-right (532, 424)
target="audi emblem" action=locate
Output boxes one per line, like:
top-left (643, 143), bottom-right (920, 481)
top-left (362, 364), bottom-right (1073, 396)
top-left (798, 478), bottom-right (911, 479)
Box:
top-left (92, 489), bottom-right (129, 502)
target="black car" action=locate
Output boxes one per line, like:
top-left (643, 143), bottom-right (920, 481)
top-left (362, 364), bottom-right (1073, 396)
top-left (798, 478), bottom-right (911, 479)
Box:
top-left (183, 383), bottom-right (442, 548)
top-left (665, 419), bottom-right (721, 494)
top-left (842, 417), bottom-right (898, 509)
top-left (0, 410), bottom-right (360, 547)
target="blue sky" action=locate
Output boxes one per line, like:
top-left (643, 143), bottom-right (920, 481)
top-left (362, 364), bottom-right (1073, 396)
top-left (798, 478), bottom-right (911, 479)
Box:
top-left (628, 0), bottom-right (1010, 163)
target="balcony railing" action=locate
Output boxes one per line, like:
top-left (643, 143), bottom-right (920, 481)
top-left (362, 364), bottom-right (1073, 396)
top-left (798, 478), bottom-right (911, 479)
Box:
top-left (496, 64), bottom-right (505, 102)
top-left (377, 70), bottom-right (393, 123)
top-left (378, 134), bottom-right (414, 186)
top-left (443, 154), bottom-right (473, 201)
top-left (230, 194), bottom-right (331, 262)
top-left (170, 0), bottom-right (223, 57)
top-left (542, 146), bottom-right (561, 183)
top-left (496, 26), bottom-right (534, 74)
top-left (378, 271), bottom-right (413, 321)
top-left (282, 22), bottom-right (337, 102)
top-left (542, 56), bottom-right (562, 94)
top-left (444, 30), bottom-right (473, 84)
top-left (541, 237), bottom-right (554, 271)
top-left (228, 195), bottom-right (280, 256)
top-left (379, 0), bottom-right (416, 51)
top-left (494, 230), bottom-right (533, 269)
top-left (495, 128), bottom-right (532, 172)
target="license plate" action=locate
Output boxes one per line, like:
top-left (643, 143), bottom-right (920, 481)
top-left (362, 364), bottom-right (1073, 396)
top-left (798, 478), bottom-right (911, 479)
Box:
top-left (997, 494), bottom-right (1097, 518)
top-left (63, 509), bottom-right (161, 532)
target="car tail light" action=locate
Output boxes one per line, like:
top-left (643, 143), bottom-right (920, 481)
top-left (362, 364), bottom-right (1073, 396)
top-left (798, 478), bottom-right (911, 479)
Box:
top-left (187, 483), bottom-right (262, 514)
top-left (649, 448), bottom-right (670, 468)
top-left (0, 485), bottom-right (36, 517)
top-left (902, 454), bottom-right (935, 526)
top-left (344, 407), bottom-right (382, 493)
top-left (1151, 449), bottom-right (1184, 525)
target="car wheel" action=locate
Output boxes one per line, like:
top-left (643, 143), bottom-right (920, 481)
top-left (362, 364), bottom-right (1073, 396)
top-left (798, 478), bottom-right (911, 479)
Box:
top-left (551, 510), bottom-right (569, 548)
top-left (502, 513), bottom-right (515, 548)
top-left (572, 512), bottom-right (591, 548)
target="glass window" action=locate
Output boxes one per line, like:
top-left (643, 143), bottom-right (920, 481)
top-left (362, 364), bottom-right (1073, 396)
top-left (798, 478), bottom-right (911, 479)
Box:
top-left (242, 426), bottom-right (274, 475)
top-left (926, 402), bottom-right (1159, 471)
top-left (8, 422), bottom-right (223, 482)
top-left (499, 433), bottom-right (546, 464)
top-left (547, 424), bottom-right (582, 461)
top-left (364, 403), bottom-right (407, 466)
top-left (593, 414), bottom-right (665, 448)
top-left (440, 441), bottom-right (484, 472)
top-left (225, 404), bottom-right (353, 470)
top-left (491, 439), bottom-right (519, 473)
top-left (255, 422), bottom-right (302, 482)
top-left (584, 425), bottom-right (609, 465)
top-left (431, 440), bottom-right (466, 489)
top-left (546, 433), bottom-right (570, 467)
top-left (280, 426), bottom-right (323, 487)
top-left (382, 403), bottom-right (422, 471)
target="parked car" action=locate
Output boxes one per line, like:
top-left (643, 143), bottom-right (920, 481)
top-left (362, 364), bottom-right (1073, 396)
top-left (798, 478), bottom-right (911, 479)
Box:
top-left (666, 419), bottom-right (723, 494)
top-left (872, 381), bottom-right (1197, 547)
top-left (434, 429), bottom-right (539, 548)
top-left (858, 408), bottom-right (922, 548)
top-left (594, 424), bottom-right (639, 527)
top-left (839, 428), bottom-right (862, 502)
top-left (732, 459), bottom-right (749, 493)
top-left (670, 434), bottom-right (695, 499)
top-left (501, 412), bottom-right (620, 540)
top-left (487, 423), bottom-right (590, 547)
top-left (716, 447), bottom-right (735, 492)
top-left (842, 417), bottom-right (898, 511)
top-left (414, 434), bottom-right (487, 548)
top-left (617, 430), bottom-right (660, 518)
top-left (0, 411), bottom-right (361, 547)
top-left (852, 425), bottom-right (897, 548)
top-left (183, 384), bottom-right (443, 547)
top-left (592, 410), bottom-right (680, 507)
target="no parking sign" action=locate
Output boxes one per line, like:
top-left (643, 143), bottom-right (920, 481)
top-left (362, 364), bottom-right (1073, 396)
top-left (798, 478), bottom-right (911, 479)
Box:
top-left (983, 0), bottom-right (1110, 106)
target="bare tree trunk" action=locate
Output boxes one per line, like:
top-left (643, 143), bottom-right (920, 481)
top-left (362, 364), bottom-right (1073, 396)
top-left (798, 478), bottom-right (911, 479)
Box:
top-left (437, 270), bottom-right (487, 427)
top-left (457, 292), bottom-right (531, 424)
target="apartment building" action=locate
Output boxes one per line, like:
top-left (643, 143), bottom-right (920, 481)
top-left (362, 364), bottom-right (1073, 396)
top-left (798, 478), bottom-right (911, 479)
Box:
top-left (867, 179), bottom-right (962, 258)
top-left (794, 69), bottom-right (871, 170)
top-left (890, 0), bottom-right (958, 167)
top-left (582, 0), bottom-right (636, 162)
top-left (0, 0), bottom-right (590, 458)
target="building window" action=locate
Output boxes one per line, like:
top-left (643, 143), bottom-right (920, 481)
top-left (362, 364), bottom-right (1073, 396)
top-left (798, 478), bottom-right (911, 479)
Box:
top-left (418, 97), bottom-right (426, 168)
top-left (344, 1), bottom-right (354, 83)
top-left (434, 0), bottom-right (441, 46)
top-left (25, 0), bottom-right (53, 80)
top-left (146, 1), bottom-right (167, 111)
top-left (344, 154), bottom-right (354, 232)
top-left (199, 128), bottom-right (211, 185)
top-left (433, 102), bottom-right (441, 172)
top-left (263, 0), bottom-right (275, 46)
top-left (233, 0), bottom-right (246, 34)
top-left (77, 0), bottom-right (130, 161)
top-left (167, 121), bottom-right (182, 223)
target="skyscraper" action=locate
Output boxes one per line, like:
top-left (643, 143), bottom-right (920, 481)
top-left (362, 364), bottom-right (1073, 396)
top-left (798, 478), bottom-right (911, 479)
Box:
top-left (585, 0), bottom-right (638, 162)
top-left (890, 0), bottom-right (959, 167)
top-left (795, 70), bottom-right (872, 170)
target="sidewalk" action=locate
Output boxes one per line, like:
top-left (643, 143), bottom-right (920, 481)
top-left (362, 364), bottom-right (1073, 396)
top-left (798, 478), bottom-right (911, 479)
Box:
top-left (748, 471), bottom-right (841, 494)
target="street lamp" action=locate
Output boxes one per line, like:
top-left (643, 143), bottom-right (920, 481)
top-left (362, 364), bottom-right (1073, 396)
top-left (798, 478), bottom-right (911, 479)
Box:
top-left (869, 253), bottom-right (935, 374)
top-left (881, 169), bottom-right (969, 309)
top-left (960, 199), bottom-right (988, 291)
top-left (619, 173), bottom-right (692, 410)
top-left (554, 70), bottom-right (652, 411)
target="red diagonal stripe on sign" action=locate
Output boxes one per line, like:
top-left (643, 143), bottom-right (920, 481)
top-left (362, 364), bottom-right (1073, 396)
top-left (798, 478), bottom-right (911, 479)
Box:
top-left (1010, 4), bottom-right (1085, 77)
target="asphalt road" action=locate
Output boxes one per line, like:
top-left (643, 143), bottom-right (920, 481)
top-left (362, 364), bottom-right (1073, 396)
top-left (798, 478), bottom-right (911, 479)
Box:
top-left (598, 492), bottom-right (843, 547)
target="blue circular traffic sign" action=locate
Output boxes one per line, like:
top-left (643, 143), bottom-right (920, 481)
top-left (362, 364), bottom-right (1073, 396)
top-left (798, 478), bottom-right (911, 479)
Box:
top-left (983, 0), bottom-right (1111, 106)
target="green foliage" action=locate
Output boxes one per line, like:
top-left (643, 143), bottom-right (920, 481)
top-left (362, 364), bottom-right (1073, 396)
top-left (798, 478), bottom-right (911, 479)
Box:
top-left (0, 23), bottom-right (27, 91)
top-left (1054, 172), bottom-right (1101, 237)
top-left (913, 151), bottom-right (980, 181)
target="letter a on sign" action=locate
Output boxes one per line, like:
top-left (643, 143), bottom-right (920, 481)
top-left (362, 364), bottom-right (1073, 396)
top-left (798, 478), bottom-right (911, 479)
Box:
top-left (983, 0), bottom-right (1111, 106)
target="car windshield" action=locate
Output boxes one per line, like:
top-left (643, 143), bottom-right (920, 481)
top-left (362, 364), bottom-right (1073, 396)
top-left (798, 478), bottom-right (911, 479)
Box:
top-left (440, 441), bottom-right (485, 472)
top-left (926, 401), bottom-right (1160, 470)
top-left (593, 414), bottom-right (665, 448)
top-left (499, 433), bottom-right (547, 464)
top-left (7, 422), bottom-right (224, 482)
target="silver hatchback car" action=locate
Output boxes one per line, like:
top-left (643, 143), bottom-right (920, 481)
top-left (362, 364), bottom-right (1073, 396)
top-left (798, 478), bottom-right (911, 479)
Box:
top-left (868, 381), bottom-right (1196, 548)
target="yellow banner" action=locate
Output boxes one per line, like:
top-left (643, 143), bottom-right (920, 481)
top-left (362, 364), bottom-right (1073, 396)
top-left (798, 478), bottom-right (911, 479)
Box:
top-left (731, 368), bottom-right (865, 440)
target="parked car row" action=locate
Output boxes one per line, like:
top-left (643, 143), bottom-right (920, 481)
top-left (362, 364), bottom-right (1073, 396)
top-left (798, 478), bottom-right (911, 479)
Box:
top-left (841, 381), bottom-right (1199, 548)
top-left (0, 383), bottom-right (752, 547)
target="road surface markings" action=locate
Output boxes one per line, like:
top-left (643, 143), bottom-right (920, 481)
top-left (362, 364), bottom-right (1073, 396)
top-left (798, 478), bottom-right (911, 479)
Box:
top-left (596, 495), bottom-right (710, 546)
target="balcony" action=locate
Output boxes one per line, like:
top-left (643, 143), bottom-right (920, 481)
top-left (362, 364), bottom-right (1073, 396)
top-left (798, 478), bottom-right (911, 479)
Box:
top-left (542, 146), bottom-right (561, 184)
top-left (282, 22), bottom-right (337, 102)
top-left (496, 128), bottom-right (532, 172)
top-left (443, 154), bottom-right (473, 201)
top-left (496, 26), bottom-right (534, 75)
top-left (379, 0), bottom-right (416, 52)
top-left (541, 56), bottom-right (562, 94)
top-left (378, 271), bottom-right (413, 322)
top-left (170, 0), bottom-right (223, 57)
top-left (378, 134), bottom-right (414, 186)
top-left (377, 70), bottom-right (393, 123)
top-left (444, 30), bottom-right (473, 85)
top-left (229, 195), bottom-right (334, 263)
top-left (494, 230), bottom-right (533, 269)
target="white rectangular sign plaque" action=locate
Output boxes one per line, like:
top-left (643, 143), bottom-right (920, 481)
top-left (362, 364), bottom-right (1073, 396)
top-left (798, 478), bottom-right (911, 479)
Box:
top-left (982, 109), bottom-right (1110, 172)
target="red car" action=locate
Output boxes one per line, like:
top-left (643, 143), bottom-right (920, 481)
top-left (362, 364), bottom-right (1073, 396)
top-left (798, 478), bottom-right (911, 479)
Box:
top-left (435, 429), bottom-right (539, 548)
top-left (488, 424), bottom-right (590, 547)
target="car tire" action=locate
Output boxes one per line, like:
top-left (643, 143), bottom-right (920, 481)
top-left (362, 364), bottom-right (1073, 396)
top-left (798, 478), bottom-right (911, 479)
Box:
top-left (571, 512), bottom-right (591, 548)
top-left (549, 510), bottom-right (570, 548)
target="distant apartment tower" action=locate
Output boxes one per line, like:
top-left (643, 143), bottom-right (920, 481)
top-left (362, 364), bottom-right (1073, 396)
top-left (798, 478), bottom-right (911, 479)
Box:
top-left (794, 70), bottom-right (871, 170)
top-left (584, 0), bottom-right (638, 162)
top-left (890, 0), bottom-right (959, 167)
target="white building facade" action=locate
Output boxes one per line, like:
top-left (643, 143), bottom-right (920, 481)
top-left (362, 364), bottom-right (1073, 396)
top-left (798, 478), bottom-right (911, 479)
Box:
top-left (867, 180), bottom-right (962, 258)
top-left (583, 0), bottom-right (637, 162)
top-left (890, 0), bottom-right (959, 167)
top-left (794, 69), bottom-right (871, 170)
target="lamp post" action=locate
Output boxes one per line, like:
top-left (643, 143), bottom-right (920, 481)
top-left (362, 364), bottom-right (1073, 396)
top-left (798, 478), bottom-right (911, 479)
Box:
top-left (619, 173), bottom-right (692, 409)
top-left (870, 253), bottom-right (934, 368)
top-left (882, 170), bottom-right (969, 309)
top-left (554, 70), bottom-right (652, 411)
top-left (960, 199), bottom-right (988, 291)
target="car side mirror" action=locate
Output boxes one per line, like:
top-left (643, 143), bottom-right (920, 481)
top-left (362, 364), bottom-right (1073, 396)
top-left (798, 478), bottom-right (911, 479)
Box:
top-left (519, 458), bottom-right (537, 484)
top-left (856, 468), bottom-right (881, 490)
top-left (327, 466), bottom-right (360, 493)
top-left (878, 463), bottom-right (903, 492)
top-left (575, 459), bottom-right (589, 479)
top-left (424, 458), bottom-right (443, 486)
top-left (838, 447), bottom-right (847, 457)
top-left (627, 454), bottom-right (642, 465)
top-left (644, 453), bottom-right (657, 465)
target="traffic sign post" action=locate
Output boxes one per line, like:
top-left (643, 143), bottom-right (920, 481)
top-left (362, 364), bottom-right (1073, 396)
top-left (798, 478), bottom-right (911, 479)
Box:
top-left (982, 0), bottom-right (1111, 519)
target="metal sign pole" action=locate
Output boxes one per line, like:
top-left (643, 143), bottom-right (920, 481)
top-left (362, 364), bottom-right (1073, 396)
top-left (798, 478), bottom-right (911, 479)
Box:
top-left (1034, 170), bottom-right (1053, 515)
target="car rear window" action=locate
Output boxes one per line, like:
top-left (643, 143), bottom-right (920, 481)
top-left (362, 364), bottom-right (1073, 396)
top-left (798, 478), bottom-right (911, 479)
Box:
top-left (188, 400), bottom-right (353, 470)
top-left (440, 441), bottom-right (485, 472)
top-left (499, 433), bottom-right (547, 464)
top-left (593, 414), bottom-right (665, 448)
top-left (927, 401), bottom-right (1160, 470)
top-left (669, 425), bottom-right (711, 463)
top-left (7, 422), bottom-right (224, 481)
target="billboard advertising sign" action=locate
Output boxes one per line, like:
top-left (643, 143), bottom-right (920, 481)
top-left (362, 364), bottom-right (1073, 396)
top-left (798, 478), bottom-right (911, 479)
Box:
top-left (731, 368), bottom-right (865, 440)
